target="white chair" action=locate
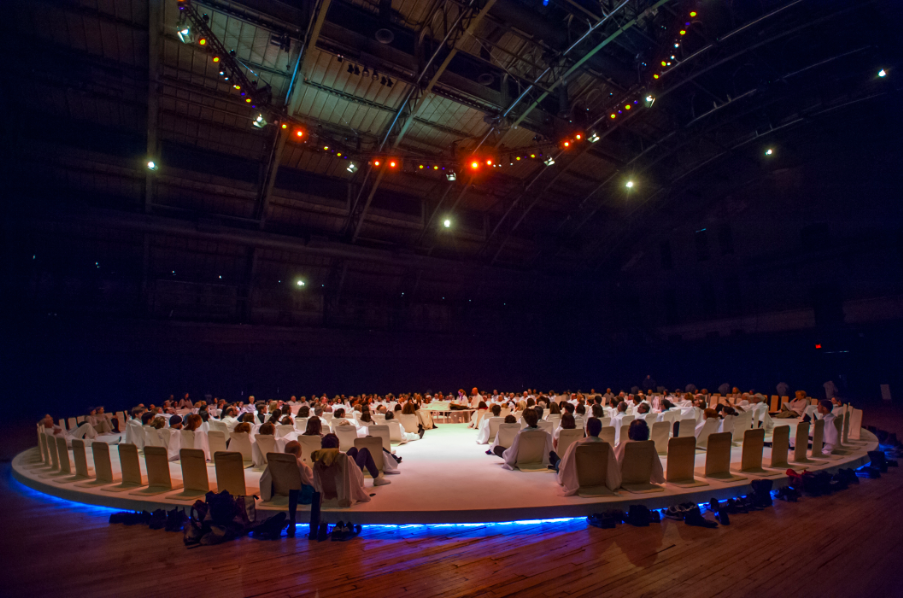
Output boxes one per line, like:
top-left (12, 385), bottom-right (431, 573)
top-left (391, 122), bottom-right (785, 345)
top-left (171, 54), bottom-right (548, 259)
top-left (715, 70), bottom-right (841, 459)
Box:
top-left (293, 417), bottom-right (309, 433)
top-left (76, 442), bottom-right (117, 488)
top-left (620, 440), bottom-right (664, 493)
top-left (537, 420), bottom-right (553, 434)
top-left (143, 427), bottom-right (163, 448)
top-left (354, 437), bottom-right (384, 475)
top-left (263, 453), bottom-right (303, 505)
top-left (513, 433), bottom-right (548, 471)
top-left (159, 428), bottom-right (181, 461)
top-left (254, 434), bottom-right (278, 468)
top-left (677, 418), bottom-right (697, 438)
top-left (208, 431), bottom-right (229, 457)
top-left (575, 442), bottom-right (617, 496)
top-left (132, 446), bottom-right (181, 496)
top-left (334, 426), bottom-right (358, 452)
top-left (650, 421), bottom-right (670, 455)
top-left (180, 429), bottom-right (210, 461)
top-left (598, 417), bottom-right (612, 429)
top-left (367, 425), bottom-right (392, 453)
top-left (103, 443), bottom-right (145, 492)
top-left (297, 435), bottom-right (322, 466)
top-left (731, 411), bottom-right (753, 443)
top-left (208, 419), bottom-right (230, 442)
top-left (167, 449), bottom-right (211, 501)
top-left (695, 418), bottom-right (720, 449)
top-left (702, 432), bottom-right (746, 482)
top-left (557, 428), bottom-right (585, 459)
top-left (399, 414), bottom-right (420, 434)
top-left (214, 451), bottom-right (253, 496)
top-left (496, 423), bottom-right (520, 449)
top-left (228, 432), bottom-right (254, 466)
top-left (487, 417), bottom-right (504, 443)
top-left (599, 426), bottom-right (616, 447)
top-left (275, 424), bottom-right (295, 439)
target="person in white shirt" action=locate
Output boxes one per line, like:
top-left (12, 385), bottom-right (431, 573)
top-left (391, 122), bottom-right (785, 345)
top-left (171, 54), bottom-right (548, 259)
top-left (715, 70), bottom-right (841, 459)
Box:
top-left (787, 393), bottom-right (810, 416)
top-left (556, 417), bottom-right (621, 495)
top-left (491, 408), bottom-right (552, 471)
top-left (614, 419), bottom-right (665, 484)
top-left (818, 400), bottom-right (840, 454)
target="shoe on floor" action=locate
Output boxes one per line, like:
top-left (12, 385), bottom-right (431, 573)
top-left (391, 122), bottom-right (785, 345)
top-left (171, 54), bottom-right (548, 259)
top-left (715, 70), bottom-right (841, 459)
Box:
top-left (374, 476), bottom-right (392, 486)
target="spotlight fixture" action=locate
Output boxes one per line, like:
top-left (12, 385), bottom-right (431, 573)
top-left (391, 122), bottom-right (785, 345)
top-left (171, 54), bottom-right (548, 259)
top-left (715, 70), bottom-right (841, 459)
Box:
top-left (353, 66), bottom-right (360, 76)
top-left (296, 280), bottom-right (306, 287)
top-left (610, 113), bottom-right (616, 119)
top-left (372, 70), bottom-right (379, 80)
top-left (177, 27), bottom-right (192, 44)
top-left (147, 160), bottom-right (157, 170)
top-left (281, 123), bottom-right (287, 129)
top-left (347, 162), bottom-right (358, 173)
top-left (381, 76), bottom-right (387, 86)
top-left (447, 172), bottom-right (456, 181)
top-left (878, 69), bottom-right (887, 78)
top-left (252, 113), bottom-right (267, 128)
top-left (588, 132), bottom-right (600, 143)
top-left (198, 38), bottom-right (207, 46)
top-left (386, 78), bottom-right (393, 87)
top-left (690, 11), bottom-right (697, 17)
top-left (679, 29), bottom-right (686, 35)
top-left (626, 180), bottom-right (634, 188)
top-left (645, 95), bottom-right (655, 107)
top-left (294, 129), bottom-right (304, 138)
top-left (347, 65), bottom-right (354, 74)
top-left (443, 219), bottom-right (452, 228)
top-left (470, 160), bottom-right (479, 170)
top-left (765, 148), bottom-right (773, 156)
top-left (653, 74), bottom-right (660, 79)
top-left (362, 67), bottom-right (370, 76)
top-left (213, 56), bottom-right (220, 63)
top-left (544, 157), bottom-right (555, 166)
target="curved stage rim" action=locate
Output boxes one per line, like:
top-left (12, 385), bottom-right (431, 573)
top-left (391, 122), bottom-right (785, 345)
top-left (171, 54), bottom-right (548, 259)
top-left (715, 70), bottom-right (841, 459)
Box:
top-left (12, 425), bottom-right (877, 525)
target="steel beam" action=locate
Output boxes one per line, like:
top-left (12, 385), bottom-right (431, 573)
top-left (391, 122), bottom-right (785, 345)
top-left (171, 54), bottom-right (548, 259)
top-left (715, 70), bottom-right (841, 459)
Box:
top-left (145, 0), bottom-right (163, 213)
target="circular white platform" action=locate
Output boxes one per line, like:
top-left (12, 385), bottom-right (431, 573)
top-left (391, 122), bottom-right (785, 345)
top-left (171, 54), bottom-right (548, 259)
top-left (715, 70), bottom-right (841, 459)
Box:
top-left (12, 424), bottom-right (876, 524)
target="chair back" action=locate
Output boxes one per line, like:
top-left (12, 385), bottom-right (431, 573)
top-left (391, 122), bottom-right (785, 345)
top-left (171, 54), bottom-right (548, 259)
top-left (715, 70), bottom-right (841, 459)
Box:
top-left (487, 417), bottom-right (504, 442)
top-left (255, 434), bottom-right (278, 465)
top-left (214, 451), bottom-right (247, 495)
top-left (144, 446), bottom-right (174, 489)
top-left (399, 414), bottom-right (420, 434)
top-left (367, 425), bottom-right (391, 452)
top-left (621, 440), bottom-right (656, 485)
top-left (620, 415), bottom-right (635, 427)
top-left (515, 431), bottom-right (548, 469)
top-left (334, 426), bottom-right (358, 451)
top-left (558, 428), bottom-right (585, 458)
top-left (618, 424), bottom-right (630, 446)
top-left (537, 420), bottom-right (553, 434)
top-left (373, 413), bottom-right (387, 425)
top-left (575, 442), bottom-right (612, 490)
top-left (598, 416), bottom-right (612, 428)
top-left (208, 431), bottom-right (229, 456)
top-left (769, 425), bottom-right (791, 467)
top-left (297, 435), bottom-right (322, 466)
top-left (695, 418), bottom-right (719, 449)
top-left (272, 424), bottom-right (292, 438)
top-left (55, 436), bottom-right (71, 474)
top-left (650, 421), bottom-right (670, 455)
top-left (71, 439), bottom-right (91, 478)
top-left (180, 429), bottom-right (197, 451)
top-left (143, 427), bottom-right (163, 448)
top-left (793, 422), bottom-right (811, 462)
top-left (47, 434), bottom-right (60, 470)
top-left (740, 428), bottom-right (765, 471)
top-left (666, 436), bottom-right (697, 483)
top-left (354, 437), bottom-right (384, 473)
top-left (225, 432), bottom-right (251, 462)
top-left (703, 432), bottom-right (734, 476)
top-left (810, 419), bottom-right (826, 457)
top-left (293, 417), bottom-right (308, 433)
top-left (842, 408), bottom-right (851, 444)
top-left (599, 426), bottom-right (616, 447)
top-left (496, 423), bottom-right (520, 449)
top-left (677, 418), bottom-right (697, 438)
top-left (849, 408), bottom-right (863, 440)
top-left (321, 412), bottom-right (334, 422)
top-left (267, 453), bottom-right (303, 496)
top-left (91, 442), bottom-right (115, 483)
top-left (37, 429), bottom-right (48, 464)
top-left (179, 449), bottom-right (210, 493)
top-left (67, 417), bottom-right (77, 430)
top-left (732, 411), bottom-right (752, 442)
top-left (76, 416), bottom-right (85, 424)
top-left (118, 443), bottom-right (143, 486)
top-left (208, 419), bottom-right (230, 441)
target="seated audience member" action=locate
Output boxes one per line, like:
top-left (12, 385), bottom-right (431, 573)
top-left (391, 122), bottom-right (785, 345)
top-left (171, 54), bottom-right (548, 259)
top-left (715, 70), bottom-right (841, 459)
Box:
top-left (491, 408), bottom-right (552, 471)
top-left (259, 440), bottom-right (316, 506)
top-left (255, 402), bottom-right (268, 424)
top-left (280, 415), bottom-right (294, 427)
top-left (258, 422), bottom-right (276, 436)
top-left (818, 400), bottom-right (840, 454)
top-left (311, 433), bottom-right (389, 489)
top-left (169, 415), bottom-right (183, 430)
top-left (786, 391), bottom-right (810, 416)
top-left (614, 419), bottom-right (665, 484)
top-left (553, 412), bottom-right (577, 451)
top-left (696, 408), bottom-right (720, 435)
top-left (302, 417), bottom-right (323, 437)
top-left (151, 417), bottom-right (166, 430)
top-left (556, 417), bottom-right (621, 494)
top-left (233, 422), bottom-right (252, 435)
top-left (476, 404), bottom-right (502, 444)
top-left (548, 402), bottom-right (561, 416)
top-left (504, 414), bottom-right (517, 424)
top-left (385, 411), bottom-right (419, 442)
top-left (297, 406), bottom-right (311, 418)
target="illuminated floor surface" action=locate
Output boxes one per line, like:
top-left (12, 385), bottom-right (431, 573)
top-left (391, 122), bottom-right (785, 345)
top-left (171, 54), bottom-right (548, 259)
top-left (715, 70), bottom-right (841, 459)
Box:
top-left (12, 424), bottom-right (875, 524)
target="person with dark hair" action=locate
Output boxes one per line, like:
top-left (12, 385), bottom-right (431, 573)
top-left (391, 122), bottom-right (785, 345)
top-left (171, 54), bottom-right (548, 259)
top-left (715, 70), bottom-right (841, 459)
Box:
top-left (303, 417), bottom-right (323, 437)
top-left (553, 412), bottom-right (576, 451)
top-left (476, 404), bottom-right (502, 444)
top-left (818, 400), bottom-right (839, 454)
top-left (614, 420), bottom-right (664, 483)
top-left (490, 408), bottom-right (552, 470)
top-left (311, 433), bottom-right (390, 488)
top-left (555, 417), bottom-right (621, 494)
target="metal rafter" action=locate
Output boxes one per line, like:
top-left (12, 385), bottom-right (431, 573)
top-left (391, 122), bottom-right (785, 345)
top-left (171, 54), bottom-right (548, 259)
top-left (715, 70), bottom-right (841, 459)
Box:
top-left (145, 0), bottom-right (163, 213)
top-left (345, 0), bottom-right (499, 244)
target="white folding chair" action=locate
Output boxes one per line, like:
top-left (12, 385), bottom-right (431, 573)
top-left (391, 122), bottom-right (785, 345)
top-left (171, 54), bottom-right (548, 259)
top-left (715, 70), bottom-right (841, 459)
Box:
top-left (367, 425), bottom-right (392, 453)
top-left (575, 442), bottom-right (617, 496)
top-left (254, 434), bottom-right (278, 467)
top-left (334, 426), bottom-right (359, 451)
top-left (263, 453), bottom-right (303, 505)
top-left (513, 432), bottom-right (549, 471)
top-left (496, 423), bottom-right (520, 449)
top-left (557, 428), bottom-right (585, 459)
top-left (665, 436), bottom-right (707, 487)
top-left (208, 419), bottom-right (230, 442)
top-left (700, 432), bottom-right (745, 482)
top-left (103, 443), bottom-right (146, 492)
top-left (228, 432), bottom-right (254, 466)
top-left (599, 426), bottom-right (616, 447)
top-left (353, 437), bottom-right (384, 475)
top-left (208, 431), bottom-right (229, 456)
top-left (650, 421), bottom-right (670, 455)
top-left (132, 446), bottom-right (181, 495)
top-left (620, 440), bottom-right (664, 493)
top-left (487, 417), bottom-right (504, 443)
top-left (275, 424), bottom-right (295, 439)
top-left (167, 449), bottom-right (212, 501)
top-left (695, 418), bottom-right (720, 449)
top-left (76, 442), bottom-right (118, 488)
top-left (297, 435), bottom-right (322, 466)
top-left (214, 451), bottom-right (255, 496)
top-left (537, 420), bottom-right (554, 434)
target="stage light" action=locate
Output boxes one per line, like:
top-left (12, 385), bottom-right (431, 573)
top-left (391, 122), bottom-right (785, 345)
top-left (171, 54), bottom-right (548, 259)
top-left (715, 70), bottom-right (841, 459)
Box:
top-left (443, 219), bottom-right (452, 228)
top-left (563, 141), bottom-right (569, 147)
top-left (347, 162), bottom-right (357, 173)
top-left (389, 160), bottom-right (397, 168)
top-left (765, 148), bottom-right (773, 156)
top-left (374, 160), bottom-right (381, 166)
top-left (626, 180), bottom-right (634, 188)
top-left (245, 98), bottom-right (251, 103)
top-left (575, 133), bottom-right (582, 140)
top-left (690, 11), bottom-right (697, 17)
top-left (544, 157), bottom-right (555, 166)
top-left (419, 164), bottom-right (424, 169)
top-left (252, 114), bottom-right (267, 128)
top-left (147, 160), bottom-right (157, 170)
top-left (516, 156), bottom-right (521, 161)
top-left (654, 74), bottom-right (660, 79)
top-left (323, 146), bottom-right (329, 150)
top-left (337, 152), bottom-right (342, 157)
top-left (471, 160), bottom-right (479, 169)
top-left (661, 61), bottom-right (667, 67)
top-left (878, 69), bottom-right (887, 77)
top-left (447, 172), bottom-right (456, 181)
top-left (177, 27), bottom-right (192, 43)
top-left (588, 132), bottom-right (600, 143)
top-left (213, 56), bottom-right (220, 63)
top-left (645, 95), bottom-right (655, 107)
top-left (486, 159), bottom-right (493, 166)
top-left (680, 30), bottom-right (686, 35)
top-left (625, 105), bottom-right (631, 110)
top-left (433, 165), bottom-right (438, 170)
top-left (198, 38), bottom-right (207, 46)
top-left (610, 113), bottom-right (616, 119)
top-left (530, 154), bottom-right (536, 158)
top-left (294, 129), bottom-right (304, 138)
top-left (815, 343), bottom-right (822, 349)
top-left (296, 280), bottom-right (306, 287)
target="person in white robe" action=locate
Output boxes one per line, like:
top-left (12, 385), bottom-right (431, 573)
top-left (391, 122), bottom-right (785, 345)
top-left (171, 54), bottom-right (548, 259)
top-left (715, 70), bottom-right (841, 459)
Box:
top-left (476, 405), bottom-right (502, 444)
top-left (819, 401), bottom-right (840, 454)
top-left (614, 419), bottom-right (665, 484)
top-left (492, 409), bottom-right (552, 471)
top-left (259, 440), bottom-right (315, 502)
top-left (557, 417), bottom-right (621, 495)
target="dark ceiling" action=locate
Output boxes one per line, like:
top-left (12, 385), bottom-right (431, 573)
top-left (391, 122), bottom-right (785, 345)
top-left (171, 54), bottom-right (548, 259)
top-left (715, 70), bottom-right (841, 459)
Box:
top-left (3, 0), bottom-right (901, 319)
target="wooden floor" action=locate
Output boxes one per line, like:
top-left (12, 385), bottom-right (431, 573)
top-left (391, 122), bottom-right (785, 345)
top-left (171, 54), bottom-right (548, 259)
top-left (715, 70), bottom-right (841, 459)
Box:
top-left (3, 407), bottom-right (902, 598)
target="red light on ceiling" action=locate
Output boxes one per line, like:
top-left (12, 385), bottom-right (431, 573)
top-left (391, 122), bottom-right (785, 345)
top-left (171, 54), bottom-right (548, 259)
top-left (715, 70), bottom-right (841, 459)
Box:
top-left (294, 129), bottom-right (304, 137)
top-left (199, 38), bottom-right (207, 46)
top-left (471, 161), bottom-right (479, 169)
top-left (563, 141), bottom-right (570, 147)
top-left (389, 160), bottom-right (397, 168)
top-left (374, 160), bottom-right (381, 167)
top-left (815, 344), bottom-right (822, 349)
top-left (575, 134), bottom-right (582, 140)
top-left (213, 56), bottom-right (220, 62)
top-left (485, 159), bottom-right (493, 166)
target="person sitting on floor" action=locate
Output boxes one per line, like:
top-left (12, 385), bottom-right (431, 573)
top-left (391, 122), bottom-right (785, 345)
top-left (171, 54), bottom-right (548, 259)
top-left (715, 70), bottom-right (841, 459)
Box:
top-left (385, 411), bottom-right (419, 442)
top-left (476, 404), bottom-right (502, 444)
top-left (258, 422), bottom-right (275, 436)
top-left (168, 415), bottom-right (183, 430)
top-left (302, 417), bottom-right (323, 437)
top-left (490, 408), bottom-right (552, 471)
top-left (614, 419), bottom-right (665, 484)
top-left (310, 433), bottom-right (390, 489)
top-left (818, 400), bottom-right (840, 454)
top-left (259, 440), bottom-right (316, 503)
top-left (555, 417), bottom-right (621, 494)
top-left (553, 412), bottom-right (577, 451)
top-left (696, 408), bottom-right (720, 435)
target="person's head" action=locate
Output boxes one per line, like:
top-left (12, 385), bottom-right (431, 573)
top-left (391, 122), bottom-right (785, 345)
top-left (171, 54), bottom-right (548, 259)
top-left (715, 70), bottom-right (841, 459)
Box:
top-left (628, 419), bottom-right (650, 441)
top-left (184, 414), bottom-right (202, 431)
top-left (140, 411), bottom-right (154, 425)
top-left (150, 417), bottom-right (165, 429)
top-left (304, 417), bottom-right (321, 436)
top-left (591, 404), bottom-right (604, 418)
top-left (293, 405), bottom-right (308, 418)
top-left (321, 433), bottom-right (340, 449)
top-left (704, 408), bottom-right (719, 419)
top-left (548, 402), bottom-right (560, 415)
top-left (478, 401), bottom-right (488, 410)
top-left (281, 416), bottom-right (293, 426)
top-left (334, 408), bottom-right (345, 419)
top-left (586, 417), bottom-right (602, 437)
top-left (490, 404), bottom-right (501, 417)
top-left (284, 440), bottom-right (301, 459)
top-left (169, 415), bottom-right (183, 429)
top-left (259, 423), bottom-right (275, 435)
top-left (526, 397), bottom-right (535, 407)
top-left (661, 399), bottom-right (674, 411)
top-left (561, 413), bottom-right (576, 430)
top-left (818, 400), bottom-right (834, 416)
top-left (239, 413), bottom-right (253, 424)
top-left (576, 404), bottom-right (586, 416)
top-left (233, 422), bottom-right (251, 434)
top-left (385, 411), bottom-right (394, 421)
top-left (394, 404), bottom-right (402, 412)
top-left (617, 401), bottom-right (628, 413)
top-left (562, 402), bottom-right (575, 415)
top-left (522, 408), bottom-right (539, 428)
top-left (504, 415), bottom-right (517, 424)
top-left (637, 403), bottom-right (650, 414)
top-left (402, 402), bottom-right (416, 415)
top-left (534, 406), bottom-right (543, 420)
top-left (360, 411), bottom-right (373, 423)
